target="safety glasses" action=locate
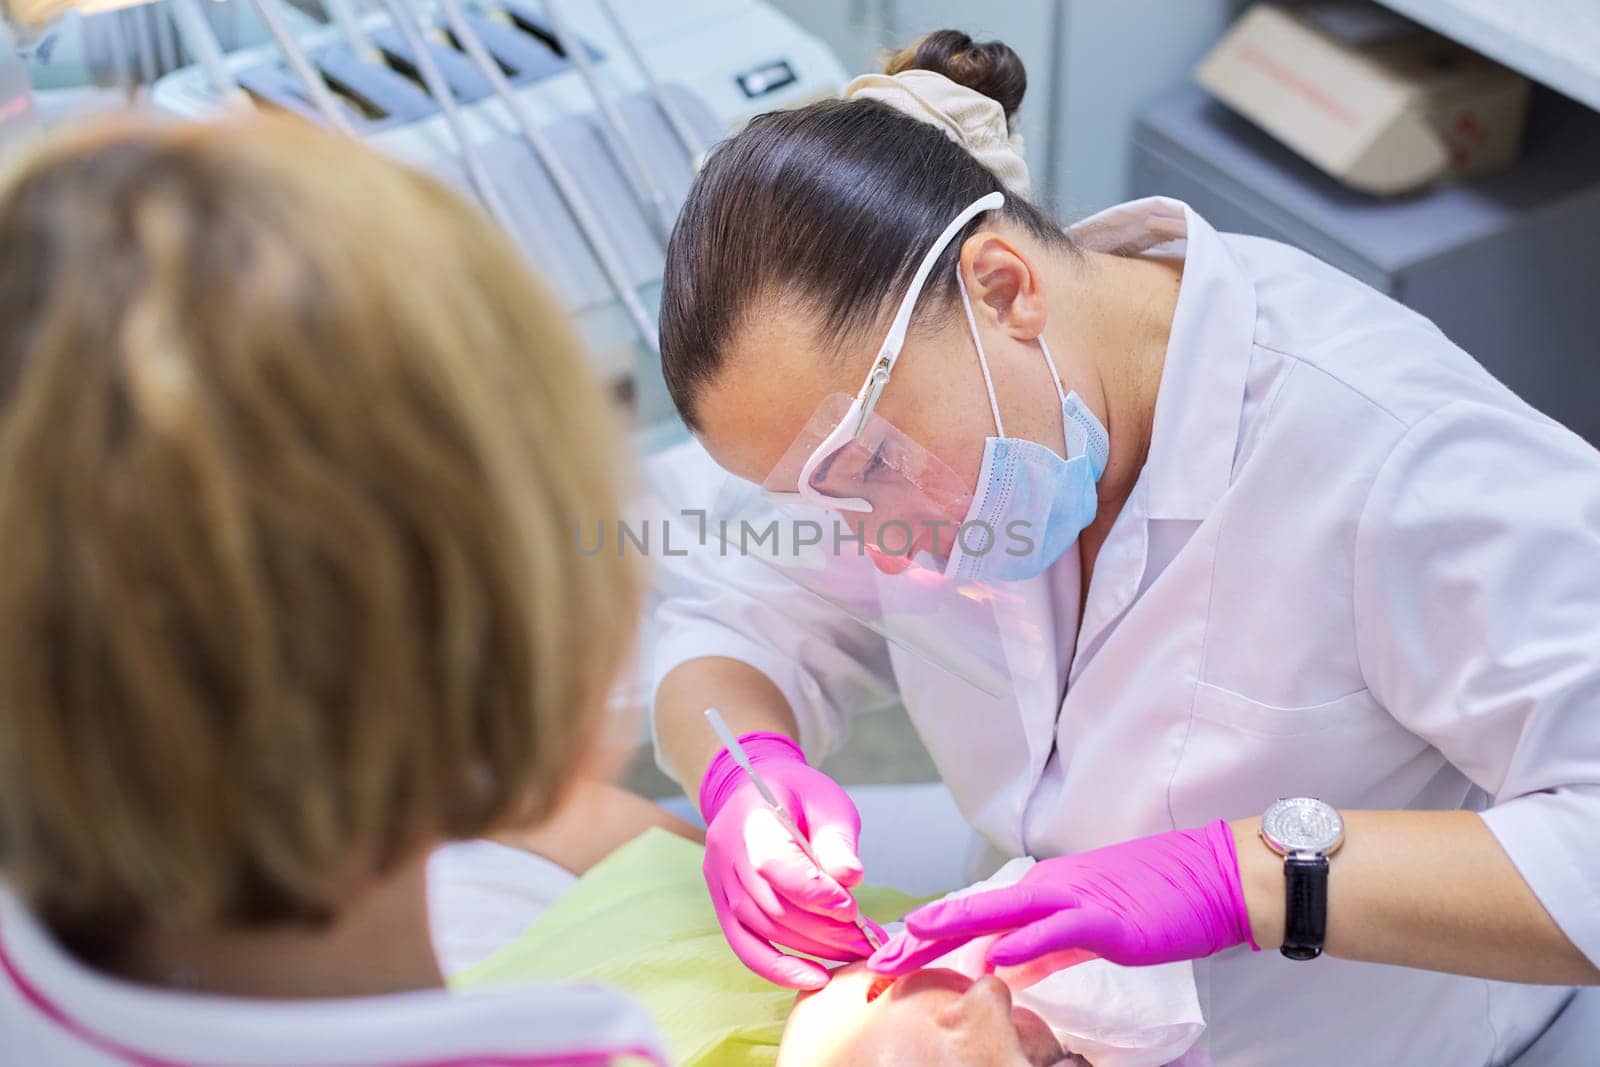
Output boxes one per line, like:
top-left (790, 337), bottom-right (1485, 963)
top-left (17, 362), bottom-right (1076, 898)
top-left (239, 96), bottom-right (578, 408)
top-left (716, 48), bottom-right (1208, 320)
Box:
top-left (767, 191), bottom-right (1005, 512)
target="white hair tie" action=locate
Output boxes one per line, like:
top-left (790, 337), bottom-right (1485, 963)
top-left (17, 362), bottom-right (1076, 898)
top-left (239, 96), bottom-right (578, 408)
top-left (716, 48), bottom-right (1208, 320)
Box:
top-left (840, 69), bottom-right (1031, 199)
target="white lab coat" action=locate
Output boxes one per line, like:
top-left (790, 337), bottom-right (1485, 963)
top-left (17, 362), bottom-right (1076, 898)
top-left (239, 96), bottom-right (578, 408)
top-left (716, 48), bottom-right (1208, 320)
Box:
top-left (650, 197), bottom-right (1600, 1066)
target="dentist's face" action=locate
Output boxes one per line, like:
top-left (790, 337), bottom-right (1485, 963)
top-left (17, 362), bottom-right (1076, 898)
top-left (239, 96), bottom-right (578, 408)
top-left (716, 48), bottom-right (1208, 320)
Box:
top-left (694, 298), bottom-right (995, 569)
top-left (691, 229), bottom-right (1075, 572)
top-left (696, 296), bottom-right (991, 492)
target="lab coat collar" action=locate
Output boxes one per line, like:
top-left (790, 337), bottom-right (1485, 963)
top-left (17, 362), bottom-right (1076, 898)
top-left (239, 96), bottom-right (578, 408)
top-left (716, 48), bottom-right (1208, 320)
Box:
top-left (1067, 197), bottom-right (1257, 521)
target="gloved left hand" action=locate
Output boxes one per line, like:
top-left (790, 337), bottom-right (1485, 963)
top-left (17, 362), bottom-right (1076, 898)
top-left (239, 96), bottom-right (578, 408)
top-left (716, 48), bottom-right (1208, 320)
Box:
top-left (868, 820), bottom-right (1259, 978)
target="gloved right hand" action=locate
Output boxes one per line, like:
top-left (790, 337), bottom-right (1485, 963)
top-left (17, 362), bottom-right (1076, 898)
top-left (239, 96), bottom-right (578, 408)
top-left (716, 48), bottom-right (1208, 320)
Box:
top-left (699, 731), bottom-right (884, 990)
top-left (867, 820), bottom-right (1256, 978)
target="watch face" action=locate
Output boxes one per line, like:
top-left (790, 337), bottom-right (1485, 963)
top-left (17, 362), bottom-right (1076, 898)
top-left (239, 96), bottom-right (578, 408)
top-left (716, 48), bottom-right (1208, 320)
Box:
top-left (1262, 797), bottom-right (1344, 855)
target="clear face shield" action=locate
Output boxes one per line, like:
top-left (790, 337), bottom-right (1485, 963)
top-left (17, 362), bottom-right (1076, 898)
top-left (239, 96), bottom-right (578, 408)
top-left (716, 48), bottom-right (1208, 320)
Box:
top-left (707, 192), bottom-right (1053, 698)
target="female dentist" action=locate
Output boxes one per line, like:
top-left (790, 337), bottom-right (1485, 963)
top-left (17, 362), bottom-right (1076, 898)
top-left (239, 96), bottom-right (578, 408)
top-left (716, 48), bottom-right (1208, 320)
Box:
top-left (649, 30), bottom-right (1600, 1067)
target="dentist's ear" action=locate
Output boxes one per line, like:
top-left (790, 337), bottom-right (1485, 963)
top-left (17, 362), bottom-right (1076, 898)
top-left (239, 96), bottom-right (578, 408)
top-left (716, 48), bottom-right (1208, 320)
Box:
top-left (959, 233), bottom-right (1047, 342)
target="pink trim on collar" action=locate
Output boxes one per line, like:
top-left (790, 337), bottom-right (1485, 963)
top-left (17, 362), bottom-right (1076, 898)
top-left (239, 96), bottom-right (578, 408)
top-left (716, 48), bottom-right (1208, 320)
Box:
top-left (0, 916), bottom-right (666, 1067)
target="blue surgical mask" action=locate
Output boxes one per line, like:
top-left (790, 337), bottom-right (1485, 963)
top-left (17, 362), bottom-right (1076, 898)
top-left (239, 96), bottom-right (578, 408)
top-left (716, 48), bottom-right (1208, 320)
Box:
top-left (945, 275), bottom-right (1109, 583)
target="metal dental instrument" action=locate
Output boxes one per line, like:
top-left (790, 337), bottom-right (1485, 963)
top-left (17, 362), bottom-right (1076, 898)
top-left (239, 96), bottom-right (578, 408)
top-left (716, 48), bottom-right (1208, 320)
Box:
top-left (434, 0), bottom-right (659, 353)
top-left (704, 708), bottom-right (885, 953)
top-left (252, 0), bottom-right (355, 133)
top-left (537, 0), bottom-right (675, 243)
top-left (374, 0), bottom-right (515, 230)
top-left (592, 0), bottom-right (703, 168)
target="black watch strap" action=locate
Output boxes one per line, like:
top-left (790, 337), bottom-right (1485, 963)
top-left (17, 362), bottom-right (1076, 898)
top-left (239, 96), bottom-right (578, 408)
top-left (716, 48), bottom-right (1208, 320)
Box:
top-left (1281, 854), bottom-right (1329, 961)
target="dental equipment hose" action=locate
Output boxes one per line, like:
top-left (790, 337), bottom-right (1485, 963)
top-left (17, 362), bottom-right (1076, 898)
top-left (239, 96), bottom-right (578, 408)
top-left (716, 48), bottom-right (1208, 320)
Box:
top-left (593, 0), bottom-right (704, 168)
top-left (320, 0), bottom-right (384, 64)
top-left (251, 0), bottom-right (355, 134)
top-left (375, 0), bottom-right (518, 234)
top-left (168, 0), bottom-right (246, 104)
top-left (537, 0), bottom-right (675, 244)
top-left (435, 0), bottom-right (659, 353)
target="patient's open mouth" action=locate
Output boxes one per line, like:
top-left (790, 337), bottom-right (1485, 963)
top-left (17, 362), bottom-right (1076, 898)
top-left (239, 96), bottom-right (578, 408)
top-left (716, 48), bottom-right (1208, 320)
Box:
top-left (864, 976), bottom-right (896, 1003)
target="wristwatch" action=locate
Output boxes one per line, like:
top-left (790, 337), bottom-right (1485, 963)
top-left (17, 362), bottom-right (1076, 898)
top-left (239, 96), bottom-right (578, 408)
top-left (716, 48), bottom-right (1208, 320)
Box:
top-left (1259, 797), bottom-right (1344, 961)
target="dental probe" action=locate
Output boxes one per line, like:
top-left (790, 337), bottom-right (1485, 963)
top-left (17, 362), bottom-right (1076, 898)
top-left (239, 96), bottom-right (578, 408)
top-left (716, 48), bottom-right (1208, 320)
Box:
top-left (704, 707), bottom-right (885, 952)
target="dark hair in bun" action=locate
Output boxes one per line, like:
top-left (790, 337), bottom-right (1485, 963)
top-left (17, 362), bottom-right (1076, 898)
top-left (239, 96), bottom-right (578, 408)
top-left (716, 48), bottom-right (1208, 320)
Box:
top-left (885, 29), bottom-right (1027, 126)
top-left (660, 30), bottom-right (1071, 431)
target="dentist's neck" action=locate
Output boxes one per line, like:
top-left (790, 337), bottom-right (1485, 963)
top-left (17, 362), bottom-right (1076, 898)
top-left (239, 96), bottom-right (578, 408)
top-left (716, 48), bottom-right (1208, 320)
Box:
top-left (1043, 248), bottom-right (1179, 511)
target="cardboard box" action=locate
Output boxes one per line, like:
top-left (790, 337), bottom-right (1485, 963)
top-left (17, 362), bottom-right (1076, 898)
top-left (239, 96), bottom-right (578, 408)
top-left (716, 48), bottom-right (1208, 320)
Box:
top-left (1195, 2), bottom-right (1530, 195)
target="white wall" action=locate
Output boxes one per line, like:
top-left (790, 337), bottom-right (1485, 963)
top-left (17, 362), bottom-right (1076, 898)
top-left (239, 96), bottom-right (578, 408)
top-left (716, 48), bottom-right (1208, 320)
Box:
top-left (770, 0), bottom-right (1242, 218)
top-left (1050, 0), bottom-right (1241, 219)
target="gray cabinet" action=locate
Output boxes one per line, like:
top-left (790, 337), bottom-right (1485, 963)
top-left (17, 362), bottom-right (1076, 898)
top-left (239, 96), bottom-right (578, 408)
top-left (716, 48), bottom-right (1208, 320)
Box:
top-left (1134, 85), bottom-right (1600, 444)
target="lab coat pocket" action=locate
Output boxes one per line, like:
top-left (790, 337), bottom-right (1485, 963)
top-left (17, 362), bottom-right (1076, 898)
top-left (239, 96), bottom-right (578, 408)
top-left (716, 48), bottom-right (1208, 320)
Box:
top-left (1190, 682), bottom-right (1382, 737)
top-left (1169, 683), bottom-right (1434, 825)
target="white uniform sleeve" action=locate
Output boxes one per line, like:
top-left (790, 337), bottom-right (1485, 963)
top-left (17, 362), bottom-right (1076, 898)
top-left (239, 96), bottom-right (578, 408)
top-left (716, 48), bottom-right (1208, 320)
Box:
top-left (643, 443), bottom-right (898, 769)
top-left (427, 840), bottom-right (577, 978)
top-left (1354, 400), bottom-right (1600, 967)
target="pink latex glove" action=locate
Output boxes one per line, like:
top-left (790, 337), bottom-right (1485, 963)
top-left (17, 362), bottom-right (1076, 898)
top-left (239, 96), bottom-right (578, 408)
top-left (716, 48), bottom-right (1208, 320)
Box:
top-left (700, 732), bottom-right (885, 990)
top-left (868, 820), bottom-right (1259, 978)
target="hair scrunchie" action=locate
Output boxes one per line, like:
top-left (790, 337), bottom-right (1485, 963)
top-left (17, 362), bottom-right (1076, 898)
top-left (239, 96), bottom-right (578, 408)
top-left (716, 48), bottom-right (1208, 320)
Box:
top-left (840, 68), bottom-right (1031, 199)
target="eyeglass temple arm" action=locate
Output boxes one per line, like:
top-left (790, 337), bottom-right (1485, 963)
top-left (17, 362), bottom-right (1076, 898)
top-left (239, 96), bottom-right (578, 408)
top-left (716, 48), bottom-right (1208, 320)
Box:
top-left (878, 191), bottom-right (1006, 366)
top-left (792, 190), bottom-right (1005, 512)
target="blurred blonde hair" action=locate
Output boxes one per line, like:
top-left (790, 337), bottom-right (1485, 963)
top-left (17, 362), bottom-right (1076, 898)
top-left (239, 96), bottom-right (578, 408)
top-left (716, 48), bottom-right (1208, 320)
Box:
top-left (0, 115), bottom-right (639, 953)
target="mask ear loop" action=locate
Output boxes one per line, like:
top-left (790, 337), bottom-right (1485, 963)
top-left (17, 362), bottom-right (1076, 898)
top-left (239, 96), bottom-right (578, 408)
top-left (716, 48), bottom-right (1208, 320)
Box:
top-left (1035, 332), bottom-right (1076, 458)
top-left (957, 272), bottom-right (1007, 439)
top-left (959, 267), bottom-right (1075, 455)
top-left (1035, 334), bottom-right (1070, 407)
